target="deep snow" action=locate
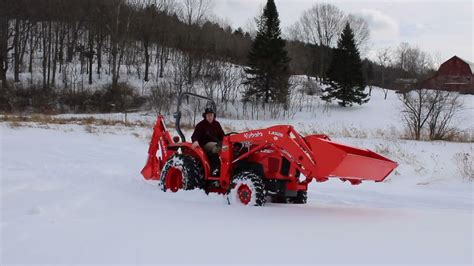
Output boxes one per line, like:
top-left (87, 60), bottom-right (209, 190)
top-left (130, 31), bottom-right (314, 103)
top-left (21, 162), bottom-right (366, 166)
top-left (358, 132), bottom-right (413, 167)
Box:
top-left (1, 87), bottom-right (473, 264)
top-left (1, 123), bottom-right (472, 265)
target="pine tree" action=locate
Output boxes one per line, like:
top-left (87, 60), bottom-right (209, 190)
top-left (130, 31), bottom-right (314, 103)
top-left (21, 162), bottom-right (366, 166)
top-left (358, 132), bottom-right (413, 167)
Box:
top-left (244, 0), bottom-right (290, 106)
top-left (321, 23), bottom-right (369, 107)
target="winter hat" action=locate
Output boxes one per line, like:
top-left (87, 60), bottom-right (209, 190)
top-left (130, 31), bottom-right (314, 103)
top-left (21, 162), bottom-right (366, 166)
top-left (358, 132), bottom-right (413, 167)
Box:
top-left (202, 107), bottom-right (215, 118)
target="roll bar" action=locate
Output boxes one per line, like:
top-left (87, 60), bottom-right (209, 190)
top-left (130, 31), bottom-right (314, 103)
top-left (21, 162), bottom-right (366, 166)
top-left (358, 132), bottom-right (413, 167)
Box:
top-left (174, 92), bottom-right (216, 142)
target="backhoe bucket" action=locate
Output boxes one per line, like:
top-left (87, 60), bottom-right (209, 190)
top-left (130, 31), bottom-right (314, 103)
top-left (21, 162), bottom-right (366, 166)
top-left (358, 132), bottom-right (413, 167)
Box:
top-left (141, 115), bottom-right (171, 181)
top-left (141, 155), bottom-right (161, 180)
top-left (305, 135), bottom-right (398, 183)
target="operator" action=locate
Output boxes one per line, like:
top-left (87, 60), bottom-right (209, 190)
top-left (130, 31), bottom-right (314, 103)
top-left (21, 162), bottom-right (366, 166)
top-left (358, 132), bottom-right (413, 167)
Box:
top-left (191, 108), bottom-right (225, 175)
top-left (191, 108), bottom-right (225, 152)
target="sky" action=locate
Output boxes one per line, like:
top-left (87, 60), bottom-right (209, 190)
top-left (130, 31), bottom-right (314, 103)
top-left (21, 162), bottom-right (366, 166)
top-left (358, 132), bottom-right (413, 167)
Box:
top-left (213, 0), bottom-right (473, 64)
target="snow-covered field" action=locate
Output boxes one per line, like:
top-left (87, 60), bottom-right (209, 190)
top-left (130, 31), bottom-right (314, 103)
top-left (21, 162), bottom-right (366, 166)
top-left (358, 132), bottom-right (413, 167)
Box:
top-left (1, 88), bottom-right (473, 265)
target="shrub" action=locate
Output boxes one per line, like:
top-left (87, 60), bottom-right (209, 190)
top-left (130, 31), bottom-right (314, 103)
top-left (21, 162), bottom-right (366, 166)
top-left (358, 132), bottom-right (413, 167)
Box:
top-left (454, 152), bottom-right (473, 181)
top-left (1, 82), bottom-right (146, 114)
top-left (101, 83), bottom-right (146, 112)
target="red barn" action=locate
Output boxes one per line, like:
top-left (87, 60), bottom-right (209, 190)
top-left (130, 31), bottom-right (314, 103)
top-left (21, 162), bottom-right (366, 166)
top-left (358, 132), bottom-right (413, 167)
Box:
top-left (420, 56), bottom-right (474, 93)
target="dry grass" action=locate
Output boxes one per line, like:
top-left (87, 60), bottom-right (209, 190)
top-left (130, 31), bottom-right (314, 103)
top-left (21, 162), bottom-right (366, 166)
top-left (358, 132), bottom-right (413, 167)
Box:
top-left (374, 143), bottom-right (391, 156)
top-left (454, 151), bottom-right (474, 181)
top-left (7, 120), bottom-right (22, 128)
top-left (2, 114), bottom-right (472, 143)
top-left (1, 114), bottom-right (152, 129)
top-left (297, 126), bottom-right (393, 140)
top-left (402, 127), bottom-right (474, 143)
top-left (84, 124), bottom-right (97, 134)
top-left (452, 131), bottom-right (474, 143)
top-left (340, 127), bottom-right (368, 139)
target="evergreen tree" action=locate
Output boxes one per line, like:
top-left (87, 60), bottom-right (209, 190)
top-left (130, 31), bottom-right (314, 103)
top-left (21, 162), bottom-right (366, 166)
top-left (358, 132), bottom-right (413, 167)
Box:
top-left (321, 23), bottom-right (369, 107)
top-left (244, 0), bottom-right (290, 106)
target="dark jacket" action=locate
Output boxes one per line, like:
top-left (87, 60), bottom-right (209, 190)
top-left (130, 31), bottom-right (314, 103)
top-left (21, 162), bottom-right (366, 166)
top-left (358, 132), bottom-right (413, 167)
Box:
top-left (191, 119), bottom-right (225, 147)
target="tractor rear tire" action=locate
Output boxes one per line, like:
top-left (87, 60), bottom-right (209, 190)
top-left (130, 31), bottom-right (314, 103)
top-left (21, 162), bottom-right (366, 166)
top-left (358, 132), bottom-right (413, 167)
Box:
top-left (160, 154), bottom-right (203, 192)
top-left (228, 172), bottom-right (266, 206)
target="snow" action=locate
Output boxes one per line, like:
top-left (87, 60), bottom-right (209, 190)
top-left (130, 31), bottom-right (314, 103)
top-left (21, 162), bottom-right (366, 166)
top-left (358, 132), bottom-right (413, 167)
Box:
top-left (1, 121), bottom-right (472, 264)
top-left (1, 86), bottom-right (473, 264)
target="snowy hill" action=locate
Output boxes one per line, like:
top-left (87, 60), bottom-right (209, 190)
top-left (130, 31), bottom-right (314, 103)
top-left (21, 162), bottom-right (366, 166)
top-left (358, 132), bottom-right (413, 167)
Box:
top-left (1, 88), bottom-right (473, 265)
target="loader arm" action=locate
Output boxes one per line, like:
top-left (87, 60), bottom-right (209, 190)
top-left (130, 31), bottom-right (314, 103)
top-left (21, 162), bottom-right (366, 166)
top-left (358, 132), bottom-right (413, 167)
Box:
top-left (229, 126), bottom-right (320, 181)
top-left (229, 125), bottom-right (398, 184)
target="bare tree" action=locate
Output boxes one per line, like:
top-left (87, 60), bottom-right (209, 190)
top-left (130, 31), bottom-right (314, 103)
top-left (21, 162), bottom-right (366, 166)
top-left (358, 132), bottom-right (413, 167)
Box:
top-left (296, 3), bottom-right (345, 77)
top-left (0, 16), bottom-right (12, 89)
top-left (41, 21), bottom-right (49, 88)
top-left (345, 14), bottom-right (370, 53)
top-left (109, 0), bottom-right (123, 88)
top-left (396, 42), bottom-right (410, 71)
top-left (407, 48), bottom-right (432, 76)
top-left (180, 0), bottom-right (214, 26)
top-left (150, 80), bottom-right (174, 115)
top-left (427, 91), bottom-right (463, 140)
top-left (376, 47), bottom-right (393, 99)
top-left (396, 42), bottom-right (433, 76)
top-left (106, 0), bottom-right (132, 89)
top-left (285, 23), bottom-right (303, 41)
top-left (399, 89), bottom-right (442, 140)
top-left (179, 0), bottom-right (214, 84)
top-left (200, 59), bottom-right (219, 98)
top-left (13, 18), bottom-right (20, 82)
top-left (155, 0), bottom-right (177, 79)
top-left (299, 3), bottom-right (344, 48)
top-left (218, 62), bottom-right (242, 105)
top-left (131, 0), bottom-right (159, 82)
top-left (169, 51), bottom-right (190, 95)
top-left (243, 17), bottom-right (258, 39)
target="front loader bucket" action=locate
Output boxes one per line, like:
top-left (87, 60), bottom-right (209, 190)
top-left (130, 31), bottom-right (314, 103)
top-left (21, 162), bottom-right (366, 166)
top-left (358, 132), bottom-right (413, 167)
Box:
top-left (305, 135), bottom-right (398, 183)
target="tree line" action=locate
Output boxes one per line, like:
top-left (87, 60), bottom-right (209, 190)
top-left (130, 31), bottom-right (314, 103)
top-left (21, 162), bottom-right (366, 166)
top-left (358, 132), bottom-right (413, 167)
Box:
top-left (0, 0), bottom-right (254, 89)
top-left (0, 0), bottom-right (438, 113)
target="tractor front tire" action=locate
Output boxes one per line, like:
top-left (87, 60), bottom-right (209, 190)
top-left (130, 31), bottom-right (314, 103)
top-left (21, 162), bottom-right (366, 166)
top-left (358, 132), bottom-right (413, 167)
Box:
top-left (160, 154), bottom-right (203, 192)
top-left (271, 191), bottom-right (308, 204)
top-left (228, 172), bottom-right (266, 206)
top-left (287, 191), bottom-right (308, 204)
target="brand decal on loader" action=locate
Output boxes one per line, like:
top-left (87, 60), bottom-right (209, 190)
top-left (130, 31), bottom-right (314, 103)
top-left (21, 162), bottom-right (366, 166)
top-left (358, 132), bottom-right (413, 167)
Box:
top-left (269, 131), bottom-right (284, 138)
top-left (244, 131), bottom-right (263, 139)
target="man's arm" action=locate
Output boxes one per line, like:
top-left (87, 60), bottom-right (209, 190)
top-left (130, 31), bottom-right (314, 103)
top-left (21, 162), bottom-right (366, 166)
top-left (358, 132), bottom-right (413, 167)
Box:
top-left (191, 123), bottom-right (201, 143)
top-left (216, 121), bottom-right (225, 141)
top-left (191, 123), bottom-right (202, 148)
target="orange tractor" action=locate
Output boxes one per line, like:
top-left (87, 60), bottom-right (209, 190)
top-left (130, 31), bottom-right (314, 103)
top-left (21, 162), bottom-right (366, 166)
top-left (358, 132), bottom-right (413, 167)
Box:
top-left (142, 93), bottom-right (398, 206)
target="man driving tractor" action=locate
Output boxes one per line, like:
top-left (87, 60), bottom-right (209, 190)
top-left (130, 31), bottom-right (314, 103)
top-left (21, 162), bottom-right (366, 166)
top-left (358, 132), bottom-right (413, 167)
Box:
top-left (191, 108), bottom-right (225, 175)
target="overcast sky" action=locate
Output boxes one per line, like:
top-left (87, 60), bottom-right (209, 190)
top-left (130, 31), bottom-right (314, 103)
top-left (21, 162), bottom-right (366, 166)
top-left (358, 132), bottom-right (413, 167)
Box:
top-left (213, 0), bottom-right (473, 63)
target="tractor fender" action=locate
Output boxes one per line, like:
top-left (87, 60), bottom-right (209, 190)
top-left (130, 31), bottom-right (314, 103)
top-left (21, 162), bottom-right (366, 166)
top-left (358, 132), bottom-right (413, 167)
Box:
top-left (232, 161), bottom-right (264, 179)
top-left (169, 143), bottom-right (212, 177)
